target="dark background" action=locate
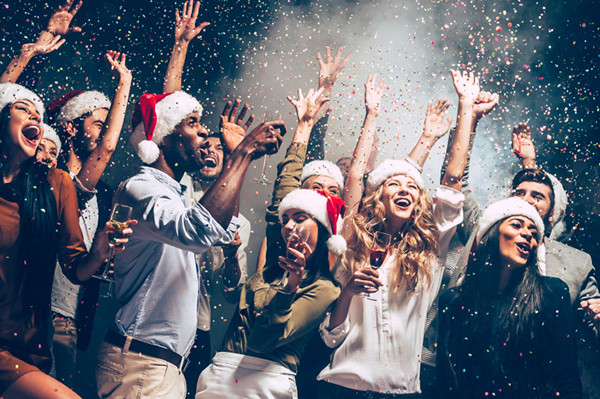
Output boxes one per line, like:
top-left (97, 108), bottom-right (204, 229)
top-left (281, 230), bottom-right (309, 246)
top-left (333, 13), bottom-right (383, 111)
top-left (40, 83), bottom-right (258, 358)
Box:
top-left (1, 0), bottom-right (599, 397)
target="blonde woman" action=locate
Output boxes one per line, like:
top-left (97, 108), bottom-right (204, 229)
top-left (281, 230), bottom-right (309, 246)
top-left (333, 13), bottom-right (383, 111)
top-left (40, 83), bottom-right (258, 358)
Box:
top-left (316, 96), bottom-right (468, 397)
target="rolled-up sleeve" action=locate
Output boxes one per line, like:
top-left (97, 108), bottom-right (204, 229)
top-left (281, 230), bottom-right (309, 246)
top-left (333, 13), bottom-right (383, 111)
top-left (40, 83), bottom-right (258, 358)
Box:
top-left (319, 312), bottom-right (350, 348)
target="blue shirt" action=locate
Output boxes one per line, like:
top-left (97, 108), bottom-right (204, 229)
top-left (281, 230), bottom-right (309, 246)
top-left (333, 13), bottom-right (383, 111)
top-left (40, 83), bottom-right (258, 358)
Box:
top-left (112, 166), bottom-right (240, 357)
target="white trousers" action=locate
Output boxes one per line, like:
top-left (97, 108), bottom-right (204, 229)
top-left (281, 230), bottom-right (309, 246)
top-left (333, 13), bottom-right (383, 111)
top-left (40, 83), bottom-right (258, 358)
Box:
top-left (196, 351), bottom-right (297, 399)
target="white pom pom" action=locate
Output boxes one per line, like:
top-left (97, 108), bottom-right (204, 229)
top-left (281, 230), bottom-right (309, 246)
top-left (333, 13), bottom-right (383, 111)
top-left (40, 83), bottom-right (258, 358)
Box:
top-left (137, 140), bottom-right (160, 164)
top-left (326, 235), bottom-right (347, 256)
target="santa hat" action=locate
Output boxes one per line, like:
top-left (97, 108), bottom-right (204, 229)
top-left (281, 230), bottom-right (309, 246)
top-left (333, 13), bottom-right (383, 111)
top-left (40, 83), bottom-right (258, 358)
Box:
top-left (130, 91), bottom-right (203, 164)
top-left (279, 189), bottom-right (347, 256)
top-left (475, 197), bottom-right (546, 272)
top-left (365, 158), bottom-right (424, 195)
top-left (301, 160), bottom-right (345, 190)
top-left (0, 83), bottom-right (44, 119)
top-left (545, 172), bottom-right (568, 240)
top-left (42, 123), bottom-right (61, 154)
top-left (47, 90), bottom-right (111, 123)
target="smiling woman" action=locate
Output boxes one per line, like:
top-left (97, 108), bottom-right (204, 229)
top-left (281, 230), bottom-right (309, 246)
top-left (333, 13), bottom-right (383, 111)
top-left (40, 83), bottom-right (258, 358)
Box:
top-left (0, 83), bottom-right (130, 399)
top-left (437, 197), bottom-right (583, 398)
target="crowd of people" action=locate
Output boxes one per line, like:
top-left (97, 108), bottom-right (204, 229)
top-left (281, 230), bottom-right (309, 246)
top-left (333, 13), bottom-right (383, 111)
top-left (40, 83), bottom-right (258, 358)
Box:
top-left (0, 1), bottom-right (598, 398)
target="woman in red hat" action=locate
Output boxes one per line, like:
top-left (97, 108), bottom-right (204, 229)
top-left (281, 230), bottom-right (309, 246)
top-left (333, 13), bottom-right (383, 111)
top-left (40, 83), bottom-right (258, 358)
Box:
top-left (195, 189), bottom-right (344, 398)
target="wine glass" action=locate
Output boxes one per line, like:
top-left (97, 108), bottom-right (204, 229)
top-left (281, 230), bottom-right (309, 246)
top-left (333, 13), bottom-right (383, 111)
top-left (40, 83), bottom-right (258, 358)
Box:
top-left (361, 231), bottom-right (391, 301)
top-left (272, 224), bottom-right (310, 293)
top-left (252, 111), bottom-right (278, 185)
top-left (93, 204), bottom-right (132, 287)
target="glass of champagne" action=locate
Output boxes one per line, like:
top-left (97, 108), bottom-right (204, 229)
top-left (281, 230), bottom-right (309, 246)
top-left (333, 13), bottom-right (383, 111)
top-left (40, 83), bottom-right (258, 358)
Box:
top-left (93, 203), bottom-right (132, 284)
top-left (252, 111), bottom-right (279, 185)
top-left (362, 231), bottom-right (391, 301)
top-left (272, 224), bottom-right (309, 293)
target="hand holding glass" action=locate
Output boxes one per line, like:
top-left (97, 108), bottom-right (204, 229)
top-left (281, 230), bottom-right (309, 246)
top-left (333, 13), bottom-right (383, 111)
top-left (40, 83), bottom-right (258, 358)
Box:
top-left (92, 203), bottom-right (132, 283)
top-left (362, 231), bottom-right (391, 300)
top-left (273, 225), bottom-right (309, 292)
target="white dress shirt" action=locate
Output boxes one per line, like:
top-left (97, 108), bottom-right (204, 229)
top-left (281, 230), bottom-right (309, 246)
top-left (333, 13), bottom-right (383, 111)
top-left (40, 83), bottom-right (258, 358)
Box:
top-left (317, 185), bottom-right (464, 394)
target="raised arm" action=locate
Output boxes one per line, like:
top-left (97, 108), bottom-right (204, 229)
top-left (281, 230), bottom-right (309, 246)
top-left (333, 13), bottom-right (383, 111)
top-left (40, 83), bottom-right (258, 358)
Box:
top-left (343, 74), bottom-right (385, 215)
top-left (306, 46), bottom-right (350, 161)
top-left (200, 120), bottom-right (286, 228)
top-left (76, 51), bottom-right (131, 191)
top-left (0, 0), bottom-right (81, 83)
top-left (511, 122), bottom-right (537, 169)
top-left (163, 0), bottom-right (209, 93)
top-left (287, 87), bottom-right (330, 145)
top-left (407, 98), bottom-right (452, 168)
top-left (440, 70), bottom-right (480, 191)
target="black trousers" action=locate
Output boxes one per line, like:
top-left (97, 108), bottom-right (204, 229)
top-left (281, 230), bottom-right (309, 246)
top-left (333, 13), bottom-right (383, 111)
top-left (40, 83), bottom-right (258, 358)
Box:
top-left (183, 329), bottom-right (211, 399)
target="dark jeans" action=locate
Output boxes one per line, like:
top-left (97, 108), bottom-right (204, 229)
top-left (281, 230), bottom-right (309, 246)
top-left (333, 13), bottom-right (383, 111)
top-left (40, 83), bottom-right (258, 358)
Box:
top-left (183, 329), bottom-right (211, 399)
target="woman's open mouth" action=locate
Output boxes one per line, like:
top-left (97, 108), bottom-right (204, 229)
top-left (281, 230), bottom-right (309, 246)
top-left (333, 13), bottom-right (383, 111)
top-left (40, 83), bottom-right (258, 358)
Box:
top-left (22, 124), bottom-right (41, 144)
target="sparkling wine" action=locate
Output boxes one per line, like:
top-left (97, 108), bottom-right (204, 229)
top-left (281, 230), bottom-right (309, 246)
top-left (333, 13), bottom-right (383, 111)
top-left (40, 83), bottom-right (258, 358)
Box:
top-left (370, 249), bottom-right (386, 269)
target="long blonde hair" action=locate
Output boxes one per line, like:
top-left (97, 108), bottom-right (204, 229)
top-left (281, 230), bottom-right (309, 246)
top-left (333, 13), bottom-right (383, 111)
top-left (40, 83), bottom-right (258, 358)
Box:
top-left (342, 180), bottom-right (438, 293)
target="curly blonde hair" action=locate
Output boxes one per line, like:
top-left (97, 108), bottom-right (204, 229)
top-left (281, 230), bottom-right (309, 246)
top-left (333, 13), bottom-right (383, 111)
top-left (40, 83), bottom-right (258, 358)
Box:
top-left (342, 180), bottom-right (439, 294)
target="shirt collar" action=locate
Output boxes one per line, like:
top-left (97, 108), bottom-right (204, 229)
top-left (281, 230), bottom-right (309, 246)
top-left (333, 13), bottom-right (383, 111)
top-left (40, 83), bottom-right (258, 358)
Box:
top-left (140, 166), bottom-right (186, 196)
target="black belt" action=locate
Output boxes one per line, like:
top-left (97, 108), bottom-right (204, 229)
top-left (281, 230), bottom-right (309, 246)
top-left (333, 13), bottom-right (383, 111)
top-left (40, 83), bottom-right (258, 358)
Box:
top-left (105, 331), bottom-right (185, 369)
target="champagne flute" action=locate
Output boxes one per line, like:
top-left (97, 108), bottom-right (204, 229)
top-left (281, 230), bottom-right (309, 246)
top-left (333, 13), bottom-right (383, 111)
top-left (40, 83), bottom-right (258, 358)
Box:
top-left (93, 203), bottom-right (132, 285)
top-left (361, 231), bottom-right (391, 301)
top-left (252, 111), bottom-right (278, 185)
top-left (272, 224), bottom-right (310, 292)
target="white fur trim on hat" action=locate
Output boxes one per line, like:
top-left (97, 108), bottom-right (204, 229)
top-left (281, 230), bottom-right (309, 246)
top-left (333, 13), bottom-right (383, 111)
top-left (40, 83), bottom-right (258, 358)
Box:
top-left (56, 90), bottom-right (111, 122)
top-left (476, 197), bottom-right (545, 243)
top-left (132, 91), bottom-right (203, 164)
top-left (278, 189), bottom-right (347, 256)
top-left (0, 83), bottom-right (44, 120)
top-left (42, 123), bottom-right (61, 154)
top-left (366, 158), bottom-right (424, 194)
top-left (545, 172), bottom-right (568, 240)
top-left (301, 160), bottom-right (345, 190)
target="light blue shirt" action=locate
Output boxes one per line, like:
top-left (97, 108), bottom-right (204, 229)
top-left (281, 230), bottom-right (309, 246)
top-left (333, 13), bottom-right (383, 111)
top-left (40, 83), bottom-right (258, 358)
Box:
top-left (112, 166), bottom-right (240, 357)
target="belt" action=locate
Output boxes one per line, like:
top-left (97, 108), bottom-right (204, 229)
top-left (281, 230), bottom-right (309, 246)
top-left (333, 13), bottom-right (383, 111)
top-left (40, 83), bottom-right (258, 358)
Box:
top-left (104, 331), bottom-right (186, 370)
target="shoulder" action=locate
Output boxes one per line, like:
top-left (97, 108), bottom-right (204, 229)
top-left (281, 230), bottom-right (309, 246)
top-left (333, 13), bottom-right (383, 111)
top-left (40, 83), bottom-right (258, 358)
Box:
top-left (47, 167), bottom-right (73, 189)
top-left (546, 239), bottom-right (592, 265)
top-left (541, 276), bottom-right (571, 305)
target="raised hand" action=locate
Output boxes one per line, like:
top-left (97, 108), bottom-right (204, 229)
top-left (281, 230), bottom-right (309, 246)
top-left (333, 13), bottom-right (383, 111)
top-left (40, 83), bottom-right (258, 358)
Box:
top-left (20, 34), bottom-right (66, 58)
top-left (46, 0), bottom-right (83, 36)
top-left (450, 69), bottom-right (480, 104)
top-left (174, 1), bottom-right (210, 44)
top-left (237, 120), bottom-right (286, 160)
top-left (511, 122), bottom-right (536, 169)
top-left (365, 74), bottom-right (386, 116)
top-left (220, 99), bottom-right (255, 153)
top-left (317, 46), bottom-right (351, 91)
top-left (423, 98), bottom-right (452, 140)
top-left (287, 87), bottom-right (329, 124)
top-left (105, 51), bottom-right (132, 83)
top-left (473, 90), bottom-right (499, 120)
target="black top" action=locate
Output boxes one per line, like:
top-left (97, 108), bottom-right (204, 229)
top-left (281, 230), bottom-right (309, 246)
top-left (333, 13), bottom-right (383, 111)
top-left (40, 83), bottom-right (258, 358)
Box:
top-left (437, 276), bottom-right (582, 398)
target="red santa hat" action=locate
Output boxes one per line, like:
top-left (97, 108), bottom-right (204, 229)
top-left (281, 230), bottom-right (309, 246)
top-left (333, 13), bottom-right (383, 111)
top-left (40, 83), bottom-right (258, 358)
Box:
top-left (0, 83), bottom-right (44, 119)
top-left (47, 90), bottom-right (111, 123)
top-left (130, 91), bottom-right (203, 164)
top-left (279, 189), bottom-right (347, 255)
top-left (301, 160), bottom-right (345, 190)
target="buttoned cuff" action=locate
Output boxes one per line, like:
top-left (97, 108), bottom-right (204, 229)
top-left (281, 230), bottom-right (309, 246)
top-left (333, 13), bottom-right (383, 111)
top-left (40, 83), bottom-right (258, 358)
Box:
top-left (319, 312), bottom-right (350, 348)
